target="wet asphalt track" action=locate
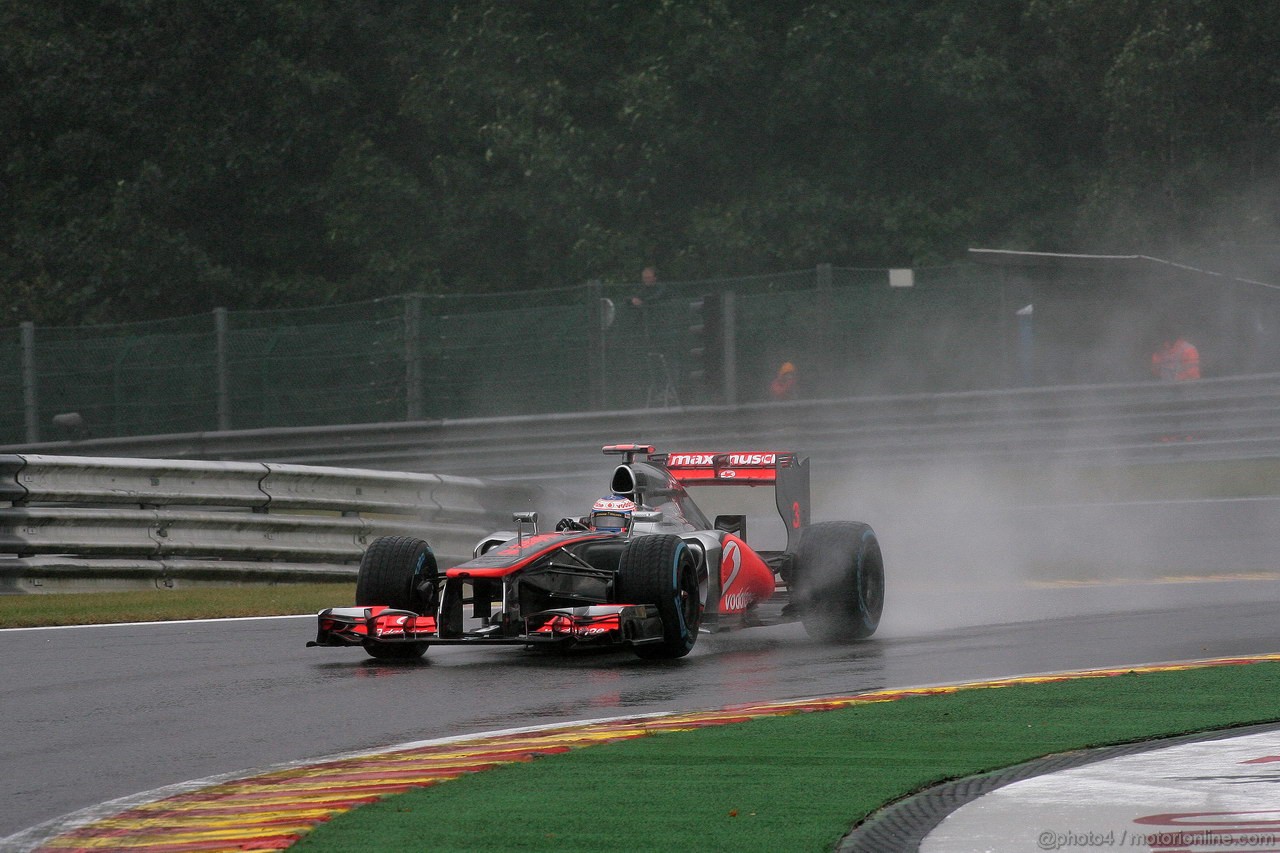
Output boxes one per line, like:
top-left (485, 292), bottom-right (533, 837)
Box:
top-left (4, 581), bottom-right (1280, 840)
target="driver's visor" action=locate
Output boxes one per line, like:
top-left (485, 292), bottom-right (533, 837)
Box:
top-left (590, 511), bottom-right (631, 531)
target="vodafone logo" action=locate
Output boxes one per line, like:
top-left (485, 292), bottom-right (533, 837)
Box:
top-left (721, 539), bottom-right (742, 591)
top-left (375, 615), bottom-right (409, 637)
top-left (720, 540), bottom-right (751, 612)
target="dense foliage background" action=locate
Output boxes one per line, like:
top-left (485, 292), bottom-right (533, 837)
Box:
top-left (3, 0), bottom-right (1279, 326)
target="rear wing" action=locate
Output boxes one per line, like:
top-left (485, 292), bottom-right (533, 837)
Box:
top-left (648, 450), bottom-right (811, 548)
top-left (650, 451), bottom-right (797, 485)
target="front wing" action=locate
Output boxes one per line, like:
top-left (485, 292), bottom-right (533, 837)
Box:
top-left (308, 603), bottom-right (666, 649)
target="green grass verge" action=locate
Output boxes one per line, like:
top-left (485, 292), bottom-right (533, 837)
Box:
top-left (293, 661), bottom-right (1280, 853)
top-left (0, 583), bottom-right (354, 628)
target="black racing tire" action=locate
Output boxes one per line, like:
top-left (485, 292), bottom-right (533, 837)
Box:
top-left (616, 534), bottom-right (701, 659)
top-left (354, 535), bottom-right (438, 660)
top-left (791, 521), bottom-right (884, 642)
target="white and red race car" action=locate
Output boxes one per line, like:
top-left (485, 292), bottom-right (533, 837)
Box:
top-left (309, 444), bottom-right (884, 660)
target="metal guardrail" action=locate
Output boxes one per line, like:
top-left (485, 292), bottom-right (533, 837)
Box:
top-left (0, 456), bottom-right (538, 593)
top-left (7, 373), bottom-right (1280, 479)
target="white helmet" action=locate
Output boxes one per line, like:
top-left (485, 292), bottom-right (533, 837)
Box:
top-left (589, 494), bottom-right (637, 532)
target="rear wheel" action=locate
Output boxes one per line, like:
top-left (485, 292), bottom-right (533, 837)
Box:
top-left (792, 521), bottom-right (884, 642)
top-left (616, 534), bottom-right (701, 659)
top-left (355, 536), bottom-right (437, 660)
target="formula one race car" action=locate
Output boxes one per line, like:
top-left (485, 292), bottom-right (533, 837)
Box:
top-left (308, 444), bottom-right (884, 660)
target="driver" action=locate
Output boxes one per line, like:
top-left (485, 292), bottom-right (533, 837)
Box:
top-left (588, 494), bottom-right (636, 532)
top-left (555, 494), bottom-right (638, 532)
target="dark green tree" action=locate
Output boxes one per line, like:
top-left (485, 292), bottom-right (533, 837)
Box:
top-left (4, 0), bottom-right (1280, 325)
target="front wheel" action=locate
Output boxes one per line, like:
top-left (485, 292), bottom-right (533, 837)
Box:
top-left (616, 534), bottom-right (701, 659)
top-left (791, 521), bottom-right (884, 642)
top-left (355, 536), bottom-right (437, 660)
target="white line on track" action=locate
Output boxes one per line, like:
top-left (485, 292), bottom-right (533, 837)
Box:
top-left (0, 613), bottom-right (312, 632)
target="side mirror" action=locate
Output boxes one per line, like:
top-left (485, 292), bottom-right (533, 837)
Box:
top-left (632, 510), bottom-right (663, 525)
top-left (513, 511), bottom-right (539, 545)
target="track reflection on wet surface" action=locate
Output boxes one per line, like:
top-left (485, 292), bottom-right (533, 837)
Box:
top-left (4, 581), bottom-right (1280, 839)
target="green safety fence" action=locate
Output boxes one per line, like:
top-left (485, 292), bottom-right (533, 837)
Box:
top-left (226, 300), bottom-right (408, 430)
top-left (32, 315), bottom-right (220, 443)
top-left (597, 265), bottom-right (1009, 406)
top-left (6, 261), bottom-right (1265, 445)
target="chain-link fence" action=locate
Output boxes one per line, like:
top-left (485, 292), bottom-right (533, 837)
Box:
top-left (9, 260), bottom-right (1279, 444)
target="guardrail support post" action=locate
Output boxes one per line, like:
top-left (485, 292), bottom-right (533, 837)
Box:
top-left (587, 280), bottom-right (606, 410)
top-left (214, 308), bottom-right (230, 431)
top-left (21, 321), bottom-right (39, 443)
top-left (721, 292), bottom-right (737, 405)
top-left (405, 294), bottom-right (424, 421)
top-left (815, 263), bottom-right (833, 395)
top-left (1016, 303), bottom-right (1035, 386)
